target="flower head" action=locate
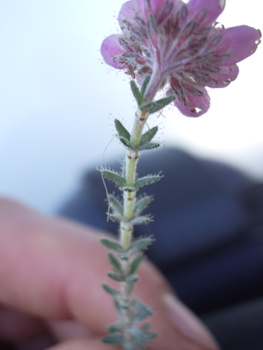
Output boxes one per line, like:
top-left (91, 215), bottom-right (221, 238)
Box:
top-left (101, 0), bottom-right (261, 117)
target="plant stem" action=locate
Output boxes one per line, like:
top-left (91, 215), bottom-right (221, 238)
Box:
top-left (117, 109), bottom-right (148, 336)
top-left (121, 108), bottom-right (148, 248)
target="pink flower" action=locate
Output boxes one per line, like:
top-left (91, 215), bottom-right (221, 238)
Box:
top-left (101, 0), bottom-right (261, 117)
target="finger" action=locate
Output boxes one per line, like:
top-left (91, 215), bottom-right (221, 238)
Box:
top-left (48, 319), bottom-right (93, 340)
top-left (0, 198), bottom-right (219, 349)
top-left (0, 197), bottom-right (110, 320)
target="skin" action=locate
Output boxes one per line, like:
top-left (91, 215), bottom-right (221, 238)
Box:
top-left (0, 198), bottom-right (219, 350)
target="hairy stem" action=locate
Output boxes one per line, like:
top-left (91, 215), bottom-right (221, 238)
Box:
top-left (102, 77), bottom-right (162, 348)
top-left (117, 109), bottom-right (148, 335)
top-left (121, 109), bottom-right (148, 231)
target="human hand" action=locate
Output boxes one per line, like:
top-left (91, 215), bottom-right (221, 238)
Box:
top-left (0, 198), bottom-right (220, 350)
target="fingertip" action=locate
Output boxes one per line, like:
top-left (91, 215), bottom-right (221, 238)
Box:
top-left (131, 261), bottom-right (220, 349)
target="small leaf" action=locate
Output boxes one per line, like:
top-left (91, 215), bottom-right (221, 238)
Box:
top-left (133, 196), bottom-right (151, 216)
top-left (130, 252), bottom-right (144, 274)
top-left (123, 186), bottom-right (136, 192)
top-left (109, 213), bottom-right (123, 222)
top-left (100, 238), bottom-right (123, 253)
top-left (131, 238), bottom-right (153, 252)
top-left (102, 283), bottom-right (118, 296)
top-left (140, 96), bottom-right (175, 114)
top-left (134, 175), bottom-right (161, 189)
top-left (120, 137), bottom-right (135, 151)
top-left (101, 334), bottom-right (125, 344)
top-left (107, 322), bottom-right (125, 333)
top-left (114, 299), bottom-right (123, 318)
top-left (136, 142), bottom-right (160, 151)
top-left (144, 332), bottom-right (157, 340)
top-left (130, 80), bottom-right (142, 105)
top-left (127, 280), bottom-right (135, 296)
top-left (130, 216), bottom-right (151, 225)
top-left (131, 299), bottom-right (153, 323)
top-left (139, 101), bottom-right (155, 112)
top-left (108, 272), bottom-right (124, 282)
top-left (115, 119), bottom-right (131, 141)
top-left (108, 194), bottom-right (123, 215)
top-left (140, 126), bottom-right (158, 144)
top-left (119, 251), bottom-right (130, 260)
top-left (123, 341), bottom-right (135, 350)
top-left (107, 252), bottom-right (122, 274)
top-left (140, 323), bottom-right (150, 332)
top-left (125, 274), bottom-right (139, 282)
top-left (140, 75), bottom-right (151, 98)
top-left (129, 327), bottom-right (146, 347)
top-left (102, 170), bottom-right (126, 187)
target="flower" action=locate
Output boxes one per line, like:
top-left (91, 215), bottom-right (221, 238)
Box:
top-left (101, 0), bottom-right (261, 117)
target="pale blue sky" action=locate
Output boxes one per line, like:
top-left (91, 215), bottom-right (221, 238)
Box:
top-left (0, 0), bottom-right (262, 212)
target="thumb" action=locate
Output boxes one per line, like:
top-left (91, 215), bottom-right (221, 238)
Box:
top-left (0, 198), bottom-right (219, 350)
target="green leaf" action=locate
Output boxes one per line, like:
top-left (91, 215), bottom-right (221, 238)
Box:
top-left (109, 213), bottom-right (123, 222)
top-left (130, 216), bottom-right (151, 225)
top-left (144, 332), bottom-right (157, 340)
top-left (107, 322), bottom-right (125, 333)
top-left (108, 194), bottom-right (123, 215)
top-left (133, 196), bottom-right (152, 216)
top-left (125, 274), bottom-right (139, 283)
top-left (131, 238), bottom-right (153, 252)
top-left (102, 170), bottom-right (126, 187)
top-left (123, 341), bottom-right (136, 350)
top-left (119, 137), bottom-right (135, 151)
top-left (134, 175), bottom-right (161, 189)
top-left (130, 252), bottom-right (144, 274)
top-left (127, 280), bottom-right (136, 296)
top-left (100, 238), bottom-right (123, 253)
top-left (130, 80), bottom-right (142, 105)
top-left (129, 327), bottom-right (146, 347)
top-left (108, 272), bottom-right (124, 282)
top-left (119, 251), bottom-right (130, 260)
top-left (123, 186), bottom-right (136, 192)
top-left (140, 96), bottom-right (175, 114)
top-left (101, 334), bottom-right (125, 344)
top-left (102, 283), bottom-right (118, 296)
top-left (107, 252), bottom-right (122, 274)
top-left (140, 323), bottom-right (150, 332)
top-left (114, 119), bottom-right (131, 141)
top-left (140, 75), bottom-right (151, 98)
top-left (140, 126), bottom-right (158, 144)
top-left (131, 299), bottom-right (153, 323)
top-left (114, 299), bottom-right (123, 318)
top-left (139, 101), bottom-right (155, 112)
top-left (136, 142), bottom-right (160, 151)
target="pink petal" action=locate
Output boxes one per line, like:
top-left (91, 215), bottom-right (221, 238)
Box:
top-left (174, 87), bottom-right (210, 117)
top-left (135, 0), bottom-right (168, 18)
top-left (187, 0), bottom-right (225, 26)
top-left (100, 35), bottom-right (126, 69)
top-left (118, 1), bottom-right (138, 25)
top-left (215, 25), bottom-right (261, 65)
top-left (207, 65), bottom-right (239, 88)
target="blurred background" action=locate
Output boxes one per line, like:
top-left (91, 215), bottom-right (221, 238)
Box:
top-left (0, 0), bottom-right (262, 213)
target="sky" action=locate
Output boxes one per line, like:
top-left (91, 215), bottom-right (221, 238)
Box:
top-left (0, 0), bottom-right (262, 213)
